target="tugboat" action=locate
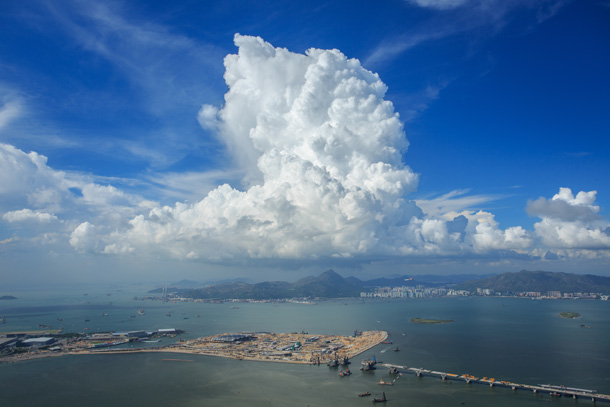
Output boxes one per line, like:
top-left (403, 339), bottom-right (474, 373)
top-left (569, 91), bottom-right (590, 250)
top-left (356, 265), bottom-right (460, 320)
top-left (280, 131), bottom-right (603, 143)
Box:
top-left (373, 392), bottom-right (387, 403)
top-left (339, 368), bottom-right (352, 377)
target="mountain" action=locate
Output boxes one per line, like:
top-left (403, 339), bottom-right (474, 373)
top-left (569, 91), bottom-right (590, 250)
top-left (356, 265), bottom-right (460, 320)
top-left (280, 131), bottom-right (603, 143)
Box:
top-left (457, 270), bottom-right (610, 294)
top-left (175, 269), bottom-right (361, 300)
top-left (150, 270), bottom-right (610, 300)
top-left (292, 270), bottom-right (362, 298)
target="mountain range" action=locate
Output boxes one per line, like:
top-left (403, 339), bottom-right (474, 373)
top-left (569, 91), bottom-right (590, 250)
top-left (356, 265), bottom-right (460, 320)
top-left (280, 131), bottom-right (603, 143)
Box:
top-left (149, 269), bottom-right (610, 300)
top-left (456, 270), bottom-right (610, 294)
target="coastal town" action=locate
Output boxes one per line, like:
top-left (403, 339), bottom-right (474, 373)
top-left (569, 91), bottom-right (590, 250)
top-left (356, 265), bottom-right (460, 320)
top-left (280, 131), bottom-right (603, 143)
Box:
top-left (360, 285), bottom-right (610, 300)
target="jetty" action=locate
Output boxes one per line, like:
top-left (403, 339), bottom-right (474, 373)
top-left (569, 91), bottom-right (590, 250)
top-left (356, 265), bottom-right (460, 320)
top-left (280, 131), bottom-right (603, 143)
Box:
top-left (382, 363), bottom-right (610, 403)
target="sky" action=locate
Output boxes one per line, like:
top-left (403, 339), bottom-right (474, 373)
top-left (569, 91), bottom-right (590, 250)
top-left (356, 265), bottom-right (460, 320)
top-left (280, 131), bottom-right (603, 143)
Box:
top-left (1, 0), bottom-right (609, 286)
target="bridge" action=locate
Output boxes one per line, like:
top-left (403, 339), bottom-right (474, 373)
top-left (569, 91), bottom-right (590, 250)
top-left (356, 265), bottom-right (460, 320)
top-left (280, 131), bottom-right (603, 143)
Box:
top-left (381, 364), bottom-right (610, 403)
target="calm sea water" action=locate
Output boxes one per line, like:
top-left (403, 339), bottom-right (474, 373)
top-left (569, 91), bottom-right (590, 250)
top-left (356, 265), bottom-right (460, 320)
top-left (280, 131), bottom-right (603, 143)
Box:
top-left (1, 288), bottom-right (609, 406)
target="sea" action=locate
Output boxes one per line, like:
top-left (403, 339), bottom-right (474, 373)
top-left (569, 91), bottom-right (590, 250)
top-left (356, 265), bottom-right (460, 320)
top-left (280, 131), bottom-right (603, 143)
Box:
top-left (0, 286), bottom-right (609, 406)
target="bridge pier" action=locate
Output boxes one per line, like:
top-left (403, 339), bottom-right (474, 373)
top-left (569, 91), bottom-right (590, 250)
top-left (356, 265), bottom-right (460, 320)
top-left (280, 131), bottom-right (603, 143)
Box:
top-left (441, 374), bottom-right (446, 381)
top-left (573, 394), bottom-right (577, 400)
top-left (533, 389), bottom-right (537, 394)
top-left (512, 386), bottom-right (517, 391)
top-left (416, 370), bottom-right (423, 377)
top-left (489, 382), bottom-right (494, 387)
top-left (465, 379), bottom-right (471, 384)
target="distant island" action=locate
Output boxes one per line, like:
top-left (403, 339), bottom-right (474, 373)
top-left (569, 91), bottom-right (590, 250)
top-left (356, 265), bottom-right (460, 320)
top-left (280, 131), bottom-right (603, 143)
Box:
top-left (0, 295), bottom-right (17, 301)
top-left (410, 318), bottom-right (454, 324)
top-left (559, 312), bottom-right (581, 319)
top-left (142, 269), bottom-right (610, 301)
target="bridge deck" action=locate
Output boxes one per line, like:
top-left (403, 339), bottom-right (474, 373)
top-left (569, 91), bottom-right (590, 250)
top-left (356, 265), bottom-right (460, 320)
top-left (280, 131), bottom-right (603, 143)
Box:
top-left (381, 364), bottom-right (610, 403)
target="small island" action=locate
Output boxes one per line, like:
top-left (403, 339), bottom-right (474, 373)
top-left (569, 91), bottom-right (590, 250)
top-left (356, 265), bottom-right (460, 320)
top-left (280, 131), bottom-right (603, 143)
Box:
top-left (559, 312), bottom-right (581, 319)
top-left (410, 318), bottom-right (454, 324)
top-left (0, 295), bottom-right (17, 301)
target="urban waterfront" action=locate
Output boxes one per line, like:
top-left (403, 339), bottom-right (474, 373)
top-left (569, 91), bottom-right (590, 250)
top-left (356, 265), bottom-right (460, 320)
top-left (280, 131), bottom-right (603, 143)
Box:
top-left (1, 288), bottom-right (609, 406)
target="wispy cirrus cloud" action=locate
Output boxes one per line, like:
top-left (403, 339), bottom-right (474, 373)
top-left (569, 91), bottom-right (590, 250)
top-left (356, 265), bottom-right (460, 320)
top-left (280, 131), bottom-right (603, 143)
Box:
top-left (366, 0), bottom-right (572, 67)
top-left (45, 1), bottom-right (225, 113)
top-left (24, 0), bottom-right (230, 169)
top-left (415, 189), bottom-right (502, 218)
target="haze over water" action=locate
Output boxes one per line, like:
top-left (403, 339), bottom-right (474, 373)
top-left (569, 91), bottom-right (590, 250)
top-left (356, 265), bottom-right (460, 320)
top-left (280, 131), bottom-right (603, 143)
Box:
top-left (1, 288), bottom-right (608, 406)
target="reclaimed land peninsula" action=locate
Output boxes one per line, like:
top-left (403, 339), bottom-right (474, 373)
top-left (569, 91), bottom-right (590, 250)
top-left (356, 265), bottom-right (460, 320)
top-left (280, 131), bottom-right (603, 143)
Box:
top-left (1, 330), bottom-right (388, 365)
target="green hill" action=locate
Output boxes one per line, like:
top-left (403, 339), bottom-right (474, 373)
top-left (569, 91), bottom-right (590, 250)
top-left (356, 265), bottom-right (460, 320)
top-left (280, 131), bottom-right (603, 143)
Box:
top-left (457, 270), bottom-right (610, 294)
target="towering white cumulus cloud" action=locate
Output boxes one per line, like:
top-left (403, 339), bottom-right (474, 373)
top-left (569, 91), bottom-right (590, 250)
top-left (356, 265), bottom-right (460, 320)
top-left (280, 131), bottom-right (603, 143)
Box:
top-left (69, 35), bottom-right (533, 261)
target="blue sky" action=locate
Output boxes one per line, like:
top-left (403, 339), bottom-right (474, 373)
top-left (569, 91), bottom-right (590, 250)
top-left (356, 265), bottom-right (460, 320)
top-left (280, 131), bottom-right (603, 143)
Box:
top-left (1, 0), bottom-right (609, 285)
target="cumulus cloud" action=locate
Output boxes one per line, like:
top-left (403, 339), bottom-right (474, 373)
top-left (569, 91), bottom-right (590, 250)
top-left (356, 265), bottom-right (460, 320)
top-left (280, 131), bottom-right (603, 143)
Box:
top-left (527, 187), bottom-right (599, 222)
top-left (3, 209), bottom-right (57, 223)
top-left (528, 187), bottom-right (610, 250)
top-left (0, 142), bottom-right (149, 249)
top-left (66, 35), bottom-right (538, 263)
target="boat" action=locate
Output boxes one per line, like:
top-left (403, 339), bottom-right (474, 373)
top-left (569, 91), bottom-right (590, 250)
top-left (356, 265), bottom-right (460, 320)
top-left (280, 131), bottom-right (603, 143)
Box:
top-left (340, 356), bottom-right (351, 365)
top-left (381, 340), bottom-right (392, 344)
top-left (339, 369), bottom-right (352, 377)
top-left (360, 361), bottom-right (376, 371)
top-left (138, 308), bottom-right (145, 315)
top-left (393, 347), bottom-right (400, 352)
top-left (327, 359), bottom-right (339, 367)
top-left (358, 392), bottom-right (371, 397)
top-left (372, 392), bottom-right (387, 403)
